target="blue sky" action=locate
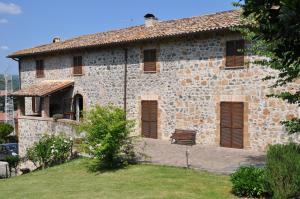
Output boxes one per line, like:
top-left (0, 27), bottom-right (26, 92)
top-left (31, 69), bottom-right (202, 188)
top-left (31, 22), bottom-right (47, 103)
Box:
top-left (0, 0), bottom-right (236, 75)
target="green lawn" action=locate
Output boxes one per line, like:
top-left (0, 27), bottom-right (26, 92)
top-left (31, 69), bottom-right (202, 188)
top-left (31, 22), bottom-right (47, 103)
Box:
top-left (0, 159), bottom-right (235, 199)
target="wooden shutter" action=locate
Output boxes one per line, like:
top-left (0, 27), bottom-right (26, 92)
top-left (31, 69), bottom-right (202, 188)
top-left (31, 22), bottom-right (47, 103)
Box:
top-left (73, 56), bottom-right (83, 75)
top-left (141, 101), bottom-right (158, 139)
top-left (143, 49), bottom-right (157, 72)
top-left (36, 60), bottom-right (44, 78)
top-left (226, 40), bottom-right (244, 67)
top-left (220, 102), bottom-right (244, 149)
top-left (32, 97), bottom-right (36, 113)
top-left (235, 40), bottom-right (245, 66)
top-left (220, 102), bottom-right (232, 148)
top-left (231, 103), bottom-right (244, 148)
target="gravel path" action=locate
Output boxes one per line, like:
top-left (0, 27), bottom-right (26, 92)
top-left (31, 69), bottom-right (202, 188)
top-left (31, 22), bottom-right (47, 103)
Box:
top-left (136, 138), bottom-right (266, 175)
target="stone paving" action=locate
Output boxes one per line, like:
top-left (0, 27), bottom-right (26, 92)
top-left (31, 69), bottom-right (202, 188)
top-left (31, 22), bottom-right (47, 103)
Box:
top-left (136, 138), bottom-right (266, 175)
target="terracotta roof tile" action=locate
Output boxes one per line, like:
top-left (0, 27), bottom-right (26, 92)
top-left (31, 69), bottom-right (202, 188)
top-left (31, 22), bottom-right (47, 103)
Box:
top-left (11, 80), bottom-right (74, 97)
top-left (0, 112), bottom-right (5, 121)
top-left (8, 9), bottom-right (242, 58)
top-left (0, 91), bottom-right (6, 97)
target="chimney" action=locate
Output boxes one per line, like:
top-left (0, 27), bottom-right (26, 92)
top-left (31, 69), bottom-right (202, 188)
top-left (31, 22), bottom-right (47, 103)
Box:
top-left (52, 37), bottom-right (61, 43)
top-left (144, 13), bottom-right (158, 27)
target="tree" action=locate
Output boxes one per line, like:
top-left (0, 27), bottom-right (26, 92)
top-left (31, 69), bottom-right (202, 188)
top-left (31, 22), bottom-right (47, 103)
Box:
top-left (76, 105), bottom-right (136, 170)
top-left (0, 123), bottom-right (14, 143)
top-left (236, 0), bottom-right (300, 134)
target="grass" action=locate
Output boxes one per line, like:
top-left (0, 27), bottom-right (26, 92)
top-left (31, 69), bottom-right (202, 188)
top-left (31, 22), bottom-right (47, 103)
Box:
top-left (0, 158), bottom-right (235, 199)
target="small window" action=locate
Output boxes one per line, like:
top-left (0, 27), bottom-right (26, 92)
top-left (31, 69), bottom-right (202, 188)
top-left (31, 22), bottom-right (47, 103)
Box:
top-left (73, 56), bottom-right (83, 75)
top-left (36, 60), bottom-right (44, 78)
top-left (143, 49), bottom-right (157, 72)
top-left (226, 40), bottom-right (245, 67)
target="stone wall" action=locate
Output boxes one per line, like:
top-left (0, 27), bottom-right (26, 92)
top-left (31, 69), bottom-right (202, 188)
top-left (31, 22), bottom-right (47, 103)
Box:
top-left (18, 31), bottom-right (300, 151)
top-left (18, 116), bottom-right (78, 157)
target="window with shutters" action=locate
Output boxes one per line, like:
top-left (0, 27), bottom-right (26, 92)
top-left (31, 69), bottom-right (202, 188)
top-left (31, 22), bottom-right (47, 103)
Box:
top-left (36, 60), bottom-right (44, 78)
top-left (73, 56), bottom-right (83, 75)
top-left (225, 40), bottom-right (245, 67)
top-left (143, 49), bottom-right (157, 72)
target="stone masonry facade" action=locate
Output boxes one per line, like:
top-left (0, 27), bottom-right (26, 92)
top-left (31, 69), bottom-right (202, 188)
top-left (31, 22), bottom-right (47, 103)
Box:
top-left (17, 31), bottom-right (300, 155)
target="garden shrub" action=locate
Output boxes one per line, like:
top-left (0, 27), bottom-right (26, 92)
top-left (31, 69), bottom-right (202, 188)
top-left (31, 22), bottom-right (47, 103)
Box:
top-left (77, 105), bottom-right (136, 170)
top-left (0, 123), bottom-right (14, 143)
top-left (230, 166), bottom-right (266, 197)
top-left (26, 134), bottom-right (73, 169)
top-left (5, 155), bottom-right (20, 176)
top-left (265, 143), bottom-right (300, 199)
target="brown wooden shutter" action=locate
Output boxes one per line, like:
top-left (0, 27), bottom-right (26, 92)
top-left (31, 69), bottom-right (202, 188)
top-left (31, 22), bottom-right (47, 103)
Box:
top-left (36, 60), bottom-right (44, 78)
top-left (226, 40), bottom-right (244, 67)
top-left (32, 97), bottom-right (36, 113)
top-left (220, 102), bottom-right (244, 149)
top-left (143, 49), bottom-right (157, 72)
top-left (231, 103), bottom-right (244, 148)
top-left (141, 101), bottom-right (158, 139)
top-left (235, 40), bottom-right (245, 66)
top-left (73, 56), bottom-right (83, 75)
top-left (220, 102), bottom-right (232, 148)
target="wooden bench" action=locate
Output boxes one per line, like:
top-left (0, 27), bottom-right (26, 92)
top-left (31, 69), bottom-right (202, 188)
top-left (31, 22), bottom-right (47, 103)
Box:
top-left (170, 129), bottom-right (196, 145)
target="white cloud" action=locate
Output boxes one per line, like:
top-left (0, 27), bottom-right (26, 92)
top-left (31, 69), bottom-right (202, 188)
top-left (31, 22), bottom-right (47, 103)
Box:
top-left (0, 2), bottom-right (21, 15)
top-left (0, 18), bottom-right (8, 24)
top-left (0, 45), bottom-right (9, 50)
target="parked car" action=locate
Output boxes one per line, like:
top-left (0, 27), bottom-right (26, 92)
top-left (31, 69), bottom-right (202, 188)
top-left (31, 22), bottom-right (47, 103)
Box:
top-left (0, 143), bottom-right (18, 161)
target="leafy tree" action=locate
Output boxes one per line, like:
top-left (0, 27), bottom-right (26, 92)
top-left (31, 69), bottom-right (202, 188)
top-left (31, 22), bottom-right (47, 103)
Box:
top-left (235, 0), bottom-right (300, 134)
top-left (77, 105), bottom-right (136, 170)
top-left (0, 123), bottom-right (14, 143)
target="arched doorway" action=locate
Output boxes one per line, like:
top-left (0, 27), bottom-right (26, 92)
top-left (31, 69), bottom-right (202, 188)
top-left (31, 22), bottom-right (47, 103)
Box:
top-left (73, 94), bottom-right (83, 121)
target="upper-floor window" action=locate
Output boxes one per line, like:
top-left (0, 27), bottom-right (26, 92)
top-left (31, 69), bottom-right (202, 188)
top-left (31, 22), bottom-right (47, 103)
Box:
top-left (143, 49), bottom-right (157, 72)
top-left (73, 56), bottom-right (83, 75)
top-left (36, 60), bottom-right (44, 78)
top-left (226, 40), bottom-right (245, 67)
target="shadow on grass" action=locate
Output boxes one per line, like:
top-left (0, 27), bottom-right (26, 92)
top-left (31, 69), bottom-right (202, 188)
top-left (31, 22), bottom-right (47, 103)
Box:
top-left (82, 158), bottom-right (138, 175)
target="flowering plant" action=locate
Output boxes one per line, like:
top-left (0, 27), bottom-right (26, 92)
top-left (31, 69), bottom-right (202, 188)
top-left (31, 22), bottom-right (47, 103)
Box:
top-left (26, 134), bottom-right (73, 169)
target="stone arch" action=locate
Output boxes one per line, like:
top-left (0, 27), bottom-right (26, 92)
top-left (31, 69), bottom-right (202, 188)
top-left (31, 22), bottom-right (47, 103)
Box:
top-left (73, 93), bottom-right (84, 121)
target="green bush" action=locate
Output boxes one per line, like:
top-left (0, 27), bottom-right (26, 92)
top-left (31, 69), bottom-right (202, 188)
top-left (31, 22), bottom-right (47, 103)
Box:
top-left (265, 143), bottom-right (300, 199)
top-left (0, 123), bottom-right (14, 143)
top-left (77, 105), bottom-right (136, 170)
top-left (5, 155), bottom-right (20, 176)
top-left (26, 134), bottom-right (73, 169)
top-left (230, 166), bottom-right (266, 197)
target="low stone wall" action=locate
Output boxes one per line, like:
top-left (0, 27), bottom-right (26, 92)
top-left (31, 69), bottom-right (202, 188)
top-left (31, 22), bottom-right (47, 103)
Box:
top-left (18, 116), bottom-right (79, 157)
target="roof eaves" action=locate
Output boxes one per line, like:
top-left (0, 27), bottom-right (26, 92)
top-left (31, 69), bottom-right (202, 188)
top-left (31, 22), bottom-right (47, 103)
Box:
top-left (7, 24), bottom-right (242, 59)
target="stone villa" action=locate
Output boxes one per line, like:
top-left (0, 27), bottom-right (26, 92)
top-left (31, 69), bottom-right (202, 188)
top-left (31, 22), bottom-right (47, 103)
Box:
top-left (8, 10), bottom-right (299, 155)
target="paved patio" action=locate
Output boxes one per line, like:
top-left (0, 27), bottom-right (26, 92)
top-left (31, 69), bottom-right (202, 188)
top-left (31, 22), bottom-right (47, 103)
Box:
top-left (136, 138), bottom-right (266, 175)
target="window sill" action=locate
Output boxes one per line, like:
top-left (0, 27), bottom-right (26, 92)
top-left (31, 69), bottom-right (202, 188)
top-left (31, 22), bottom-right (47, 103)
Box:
top-left (73, 73), bottom-right (84, 76)
top-left (223, 66), bottom-right (246, 70)
top-left (143, 71), bottom-right (157, 74)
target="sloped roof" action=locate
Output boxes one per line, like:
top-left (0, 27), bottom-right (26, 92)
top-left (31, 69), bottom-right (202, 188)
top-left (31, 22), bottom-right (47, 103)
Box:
top-left (8, 9), bottom-right (242, 58)
top-left (11, 80), bottom-right (74, 97)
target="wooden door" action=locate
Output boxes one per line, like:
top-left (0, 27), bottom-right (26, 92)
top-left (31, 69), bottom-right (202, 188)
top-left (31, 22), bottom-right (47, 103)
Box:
top-left (141, 101), bottom-right (158, 139)
top-left (220, 102), bottom-right (244, 149)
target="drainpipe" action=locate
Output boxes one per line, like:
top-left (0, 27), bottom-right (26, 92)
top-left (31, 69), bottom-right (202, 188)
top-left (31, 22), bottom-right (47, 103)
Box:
top-left (123, 48), bottom-right (128, 119)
